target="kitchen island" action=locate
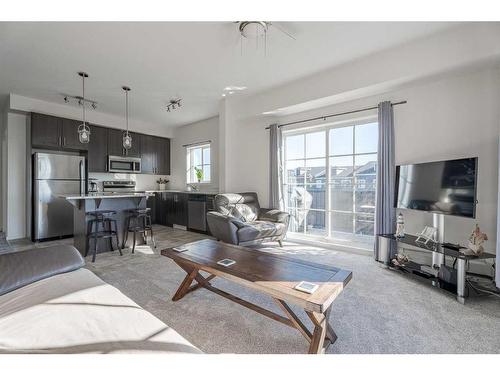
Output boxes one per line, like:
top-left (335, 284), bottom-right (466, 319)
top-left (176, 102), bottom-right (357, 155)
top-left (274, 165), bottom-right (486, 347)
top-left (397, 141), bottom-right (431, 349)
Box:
top-left (60, 192), bottom-right (154, 256)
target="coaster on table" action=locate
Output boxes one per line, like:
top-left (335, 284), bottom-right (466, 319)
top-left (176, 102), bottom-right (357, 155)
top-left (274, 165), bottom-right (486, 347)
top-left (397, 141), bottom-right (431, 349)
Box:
top-left (294, 281), bottom-right (319, 294)
top-left (217, 258), bottom-right (236, 267)
top-left (172, 246), bottom-right (189, 252)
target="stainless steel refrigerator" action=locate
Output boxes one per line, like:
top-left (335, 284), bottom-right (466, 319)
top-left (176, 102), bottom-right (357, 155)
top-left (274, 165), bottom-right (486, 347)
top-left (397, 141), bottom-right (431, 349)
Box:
top-left (33, 152), bottom-right (86, 241)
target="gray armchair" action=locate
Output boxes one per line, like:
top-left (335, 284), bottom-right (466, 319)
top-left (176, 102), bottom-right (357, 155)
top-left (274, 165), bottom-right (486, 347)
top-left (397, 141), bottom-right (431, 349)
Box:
top-left (206, 192), bottom-right (290, 247)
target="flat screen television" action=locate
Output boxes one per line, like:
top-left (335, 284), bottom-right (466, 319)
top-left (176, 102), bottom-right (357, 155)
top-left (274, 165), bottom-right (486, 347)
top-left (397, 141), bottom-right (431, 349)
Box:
top-left (395, 157), bottom-right (477, 218)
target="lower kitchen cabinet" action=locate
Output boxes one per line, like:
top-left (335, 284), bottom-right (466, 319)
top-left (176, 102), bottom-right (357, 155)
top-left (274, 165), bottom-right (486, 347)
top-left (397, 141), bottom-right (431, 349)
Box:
top-left (169, 193), bottom-right (188, 227)
top-left (152, 192), bottom-right (213, 231)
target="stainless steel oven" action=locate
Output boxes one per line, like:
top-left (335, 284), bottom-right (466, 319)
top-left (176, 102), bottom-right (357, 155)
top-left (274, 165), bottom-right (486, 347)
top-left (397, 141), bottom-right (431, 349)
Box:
top-left (108, 155), bottom-right (141, 173)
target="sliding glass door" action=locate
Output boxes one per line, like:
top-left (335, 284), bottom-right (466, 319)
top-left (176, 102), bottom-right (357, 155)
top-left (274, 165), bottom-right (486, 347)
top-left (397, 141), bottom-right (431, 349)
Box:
top-left (283, 119), bottom-right (378, 250)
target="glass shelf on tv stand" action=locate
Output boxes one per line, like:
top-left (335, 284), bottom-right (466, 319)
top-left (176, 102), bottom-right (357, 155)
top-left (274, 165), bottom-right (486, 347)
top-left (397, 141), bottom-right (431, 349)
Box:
top-left (378, 233), bottom-right (496, 261)
top-left (377, 234), bottom-right (496, 304)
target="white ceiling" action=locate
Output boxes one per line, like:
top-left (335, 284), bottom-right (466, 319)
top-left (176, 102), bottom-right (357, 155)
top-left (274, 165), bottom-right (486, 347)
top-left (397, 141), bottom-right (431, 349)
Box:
top-left (0, 22), bottom-right (459, 128)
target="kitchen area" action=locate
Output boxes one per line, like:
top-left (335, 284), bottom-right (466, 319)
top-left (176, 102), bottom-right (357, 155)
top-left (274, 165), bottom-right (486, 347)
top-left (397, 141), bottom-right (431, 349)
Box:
top-left (29, 111), bottom-right (218, 258)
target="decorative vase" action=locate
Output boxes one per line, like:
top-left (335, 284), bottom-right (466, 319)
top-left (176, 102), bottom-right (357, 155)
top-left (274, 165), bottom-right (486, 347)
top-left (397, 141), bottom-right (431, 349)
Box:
top-left (159, 183), bottom-right (166, 191)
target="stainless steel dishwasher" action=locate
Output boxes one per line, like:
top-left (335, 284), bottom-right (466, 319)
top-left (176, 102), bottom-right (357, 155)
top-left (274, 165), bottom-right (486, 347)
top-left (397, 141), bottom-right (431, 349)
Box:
top-left (187, 194), bottom-right (207, 232)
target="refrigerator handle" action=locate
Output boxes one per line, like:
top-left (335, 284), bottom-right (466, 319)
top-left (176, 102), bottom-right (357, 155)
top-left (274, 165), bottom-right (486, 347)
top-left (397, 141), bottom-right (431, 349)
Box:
top-left (79, 160), bottom-right (85, 195)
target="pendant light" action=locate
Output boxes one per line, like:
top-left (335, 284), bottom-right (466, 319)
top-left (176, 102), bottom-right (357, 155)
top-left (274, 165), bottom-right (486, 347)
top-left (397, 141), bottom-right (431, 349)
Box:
top-left (77, 72), bottom-right (91, 143)
top-left (122, 86), bottom-right (132, 150)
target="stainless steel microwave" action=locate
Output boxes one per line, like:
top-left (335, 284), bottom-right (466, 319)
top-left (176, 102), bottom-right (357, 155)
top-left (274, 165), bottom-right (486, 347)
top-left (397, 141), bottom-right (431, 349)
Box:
top-left (108, 155), bottom-right (141, 173)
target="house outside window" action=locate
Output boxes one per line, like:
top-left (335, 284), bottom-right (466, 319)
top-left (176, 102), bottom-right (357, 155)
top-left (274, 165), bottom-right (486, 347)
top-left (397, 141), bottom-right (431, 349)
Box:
top-left (282, 118), bottom-right (378, 251)
top-left (186, 143), bottom-right (211, 183)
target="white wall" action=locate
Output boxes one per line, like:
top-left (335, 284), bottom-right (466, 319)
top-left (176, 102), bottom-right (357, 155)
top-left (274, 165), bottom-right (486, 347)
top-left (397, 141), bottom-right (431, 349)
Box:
top-left (4, 112), bottom-right (27, 240)
top-left (222, 66), bottom-right (500, 253)
top-left (0, 101), bottom-right (7, 232)
top-left (170, 116), bottom-right (219, 191)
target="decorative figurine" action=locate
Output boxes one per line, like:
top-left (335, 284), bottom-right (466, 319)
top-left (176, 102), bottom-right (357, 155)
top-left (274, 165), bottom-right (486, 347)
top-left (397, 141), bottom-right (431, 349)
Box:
top-left (416, 226), bottom-right (437, 245)
top-left (395, 212), bottom-right (405, 238)
top-left (391, 253), bottom-right (409, 267)
top-left (467, 224), bottom-right (488, 255)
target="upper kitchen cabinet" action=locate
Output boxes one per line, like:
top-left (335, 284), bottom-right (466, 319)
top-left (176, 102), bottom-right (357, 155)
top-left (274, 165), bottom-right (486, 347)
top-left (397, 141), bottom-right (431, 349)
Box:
top-left (60, 118), bottom-right (88, 150)
top-left (107, 128), bottom-right (125, 156)
top-left (140, 134), bottom-right (155, 174)
top-left (155, 136), bottom-right (171, 175)
top-left (32, 113), bottom-right (88, 151)
top-left (140, 135), bottom-right (170, 175)
top-left (31, 113), bottom-right (62, 149)
top-left (87, 124), bottom-right (108, 172)
top-left (107, 128), bottom-right (141, 157)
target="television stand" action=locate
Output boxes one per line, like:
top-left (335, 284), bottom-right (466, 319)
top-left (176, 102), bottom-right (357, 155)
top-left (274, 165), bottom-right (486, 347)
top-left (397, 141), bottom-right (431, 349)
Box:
top-left (377, 234), bottom-right (496, 304)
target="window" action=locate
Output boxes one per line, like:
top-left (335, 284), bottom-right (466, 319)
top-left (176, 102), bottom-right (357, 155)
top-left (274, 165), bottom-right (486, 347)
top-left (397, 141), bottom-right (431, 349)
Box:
top-left (283, 120), bottom-right (378, 250)
top-left (186, 143), bottom-right (211, 183)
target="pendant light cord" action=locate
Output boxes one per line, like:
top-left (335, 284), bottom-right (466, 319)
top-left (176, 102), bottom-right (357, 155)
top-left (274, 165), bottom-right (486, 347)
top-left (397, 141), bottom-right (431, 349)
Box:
top-left (82, 75), bottom-right (86, 124)
top-left (126, 89), bottom-right (129, 135)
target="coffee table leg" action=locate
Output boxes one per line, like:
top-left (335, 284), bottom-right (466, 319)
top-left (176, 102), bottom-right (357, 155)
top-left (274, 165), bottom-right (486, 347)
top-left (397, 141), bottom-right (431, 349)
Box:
top-left (172, 268), bottom-right (199, 301)
top-left (306, 310), bottom-right (337, 354)
top-left (323, 307), bottom-right (337, 344)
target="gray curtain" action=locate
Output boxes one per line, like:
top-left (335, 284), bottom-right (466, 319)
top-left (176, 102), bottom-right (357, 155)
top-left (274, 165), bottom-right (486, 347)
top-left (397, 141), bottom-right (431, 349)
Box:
top-left (374, 101), bottom-right (396, 261)
top-left (269, 123), bottom-right (284, 210)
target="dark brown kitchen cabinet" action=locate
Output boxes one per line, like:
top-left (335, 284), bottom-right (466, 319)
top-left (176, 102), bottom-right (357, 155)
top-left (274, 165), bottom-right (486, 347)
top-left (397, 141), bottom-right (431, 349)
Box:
top-left (31, 112), bottom-right (170, 175)
top-left (155, 137), bottom-right (171, 175)
top-left (107, 128), bottom-right (125, 157)
top-left (31, 113), bottom-right (87, 151)
top-left (140, 135), bottom-right (170, 175)
top-left (60, 118), bottom-right (88, 150)
top-left (31, 113), bottom-right (62, 149)
top-left (107, 128), bottom-right (140, 157)
top-left (169, 192), bottom-right (188, 227)
top-left (140, 134), bottom-right (155, 174)
top-left (87, 124), bottom-right (108, 172)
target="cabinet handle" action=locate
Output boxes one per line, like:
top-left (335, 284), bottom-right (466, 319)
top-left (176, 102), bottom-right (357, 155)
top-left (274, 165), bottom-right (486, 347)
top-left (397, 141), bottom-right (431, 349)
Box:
top-left (63, 137), bottom-right (66, 146)
top-left (59, 136), bottom-right (62, 146)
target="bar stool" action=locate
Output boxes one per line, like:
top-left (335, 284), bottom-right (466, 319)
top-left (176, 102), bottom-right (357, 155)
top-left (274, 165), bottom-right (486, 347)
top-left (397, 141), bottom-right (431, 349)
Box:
top-left (122, 207), bottom-right (156, 253)
top-left (86, 210), bottom-right (121, 263)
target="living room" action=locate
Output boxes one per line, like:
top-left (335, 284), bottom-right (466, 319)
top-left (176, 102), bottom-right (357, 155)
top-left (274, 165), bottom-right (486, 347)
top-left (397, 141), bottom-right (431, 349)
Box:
top-left (1, 1), bottom-right (499, 374)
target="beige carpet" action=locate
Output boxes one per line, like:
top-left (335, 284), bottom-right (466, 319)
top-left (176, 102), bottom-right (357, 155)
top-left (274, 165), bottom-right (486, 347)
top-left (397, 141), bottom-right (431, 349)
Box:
top-left (10, 226), bottom-right (500, 354)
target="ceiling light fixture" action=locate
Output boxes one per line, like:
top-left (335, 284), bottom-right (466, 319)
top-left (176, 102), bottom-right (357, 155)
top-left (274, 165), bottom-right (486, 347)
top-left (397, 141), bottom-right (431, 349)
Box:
top-left (166, 99), bottom-right (182, 112)
top-left (77, 72), bottom-right (91, 144)
top-left (223, 86), bottom-right (247, 92)
top-left (237, 21), bottom-right (295, 56)
top-left (122, 86), bottom-right (132, 150)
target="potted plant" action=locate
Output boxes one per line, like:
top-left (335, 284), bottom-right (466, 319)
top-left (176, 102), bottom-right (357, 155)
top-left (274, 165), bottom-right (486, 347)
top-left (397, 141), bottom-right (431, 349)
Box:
top-left (157, 178), bottom-right (169, 191)
top-left (194, 167), bottom-right (204, 183)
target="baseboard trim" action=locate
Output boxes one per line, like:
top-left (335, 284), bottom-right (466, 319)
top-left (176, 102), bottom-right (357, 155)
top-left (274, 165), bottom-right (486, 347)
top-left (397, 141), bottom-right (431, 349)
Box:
top-left (286, 235), bottom-right (373, 257)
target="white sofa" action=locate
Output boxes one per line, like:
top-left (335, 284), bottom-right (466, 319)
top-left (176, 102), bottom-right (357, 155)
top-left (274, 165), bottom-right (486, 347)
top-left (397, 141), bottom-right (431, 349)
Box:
top-left (0, 245), bottom-right (201, 354)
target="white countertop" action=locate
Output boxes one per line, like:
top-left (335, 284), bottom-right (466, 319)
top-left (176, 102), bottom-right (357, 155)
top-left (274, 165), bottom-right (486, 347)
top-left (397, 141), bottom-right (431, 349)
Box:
top-left (145, 190), bottom-right (219, 195)
top-left (59, 192), bottom-right (154, 200)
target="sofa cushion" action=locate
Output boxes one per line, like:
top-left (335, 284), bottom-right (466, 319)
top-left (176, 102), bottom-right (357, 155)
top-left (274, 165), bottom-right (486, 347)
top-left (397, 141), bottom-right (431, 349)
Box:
top-left (0, 268), bottom-right (201, 354)
top-left (0, 245), bottom-right (84, 297)
top-left (237, 221), bottom-right (286, 243)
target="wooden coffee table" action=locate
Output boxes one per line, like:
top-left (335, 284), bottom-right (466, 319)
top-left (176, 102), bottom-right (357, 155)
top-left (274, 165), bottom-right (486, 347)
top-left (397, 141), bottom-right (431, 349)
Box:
top-left (161, 239), bottom-right (352, 354)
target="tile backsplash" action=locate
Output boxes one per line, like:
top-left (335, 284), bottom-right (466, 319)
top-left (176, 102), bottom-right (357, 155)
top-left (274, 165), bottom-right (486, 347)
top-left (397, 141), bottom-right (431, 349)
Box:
top-left (89, 172), bottom-right (171, 191)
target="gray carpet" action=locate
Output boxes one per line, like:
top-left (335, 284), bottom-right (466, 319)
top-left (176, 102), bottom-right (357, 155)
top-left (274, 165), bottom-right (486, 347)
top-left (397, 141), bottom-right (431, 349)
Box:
top-left (9, 226), bottom-right (500, 353)
top-left (0, 232), bottom-right (11, 254)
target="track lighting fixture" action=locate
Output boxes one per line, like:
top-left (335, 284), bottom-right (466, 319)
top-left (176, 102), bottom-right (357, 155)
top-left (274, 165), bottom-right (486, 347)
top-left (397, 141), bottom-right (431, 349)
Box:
top-left (166, 99), bottom-right (182, 112)
top-left (63, 95), bottom-right (97, 110)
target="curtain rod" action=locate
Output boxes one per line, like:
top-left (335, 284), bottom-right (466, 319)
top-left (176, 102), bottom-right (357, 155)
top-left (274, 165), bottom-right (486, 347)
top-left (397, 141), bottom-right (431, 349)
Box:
top-left (182, 140), bottom-right (212, 148)
top-left (265, 100), bottom-right (407, 130)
